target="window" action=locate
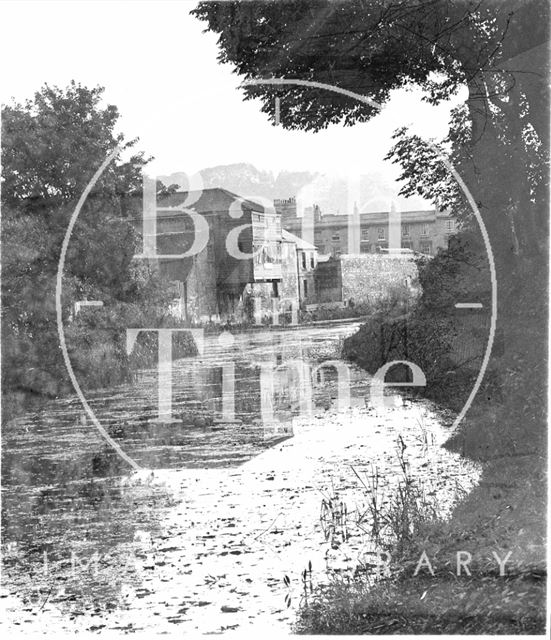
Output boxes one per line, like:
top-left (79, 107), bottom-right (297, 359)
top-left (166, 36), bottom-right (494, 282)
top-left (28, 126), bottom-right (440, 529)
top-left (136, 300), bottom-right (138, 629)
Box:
top-left (303, 279), bottom-right (308, 296)
top-left (252, 243), bottom-right (261, 264)
top-left (446, 219), bottom-right (454, 231)
top-left (310, 254), bottom-right (315, 269)
top-left (421, 223), bottom-right (429, 236)
top-left (272, 281), bottom-right (279, 297)
top-left (377, 227), bottom-right (385, 240)
top-left (361, 228), bottom-right (369, 239)
top-left (420, 241), bottom-right (432, 255)
top-left (301, 252), bottom-right (307, 269)
top-left (331, 233), bottom-right (340, 241)
top-left (402, 224), bottom-right (410, 237)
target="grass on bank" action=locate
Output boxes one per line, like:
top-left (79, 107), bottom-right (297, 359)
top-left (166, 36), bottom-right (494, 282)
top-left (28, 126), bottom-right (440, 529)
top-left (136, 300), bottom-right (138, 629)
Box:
top-left (295, 568), bottom-right (545, 634)
top-left (296, 447), bottom-right (546, 634)
top-left (296, 256), bottom-right (547, 634)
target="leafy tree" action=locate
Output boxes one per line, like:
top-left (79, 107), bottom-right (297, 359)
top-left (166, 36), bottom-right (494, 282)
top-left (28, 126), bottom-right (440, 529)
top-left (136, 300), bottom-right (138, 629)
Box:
top-left (386, 97), bottom-right (547, 280)
top-left (192, 0), bottom-right (548, 137)
top-left (2, 82), bottom-right (147, 207)
top-left (2, 82), bottom-right (173, 410)
top-left (192, 0), bottom-right (549, 276)
top-left (193, 0), bottom-right (548, 456)
top-left (2, 82), bottom-right (151, 304)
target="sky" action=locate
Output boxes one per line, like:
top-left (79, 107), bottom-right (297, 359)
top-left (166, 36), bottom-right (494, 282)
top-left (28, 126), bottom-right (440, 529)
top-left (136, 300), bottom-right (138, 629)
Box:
top-left (0, 1), bottom-right (466, 208)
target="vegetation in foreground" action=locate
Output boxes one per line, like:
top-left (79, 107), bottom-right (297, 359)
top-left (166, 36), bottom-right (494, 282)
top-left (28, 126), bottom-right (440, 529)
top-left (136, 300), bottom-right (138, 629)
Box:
top-left (1, 83), bottom-right (196, 422)
top-left (295, 570), bottom-right (545, 634)
top-left (295, 390), bottom-right (546, 634)
top-left (295, 253), bottom-right (547, 633)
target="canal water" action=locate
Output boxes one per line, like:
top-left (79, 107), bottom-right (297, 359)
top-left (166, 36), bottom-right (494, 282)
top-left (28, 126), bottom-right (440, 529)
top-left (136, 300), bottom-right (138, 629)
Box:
top-left (1, 322), bottom-right (481, 634)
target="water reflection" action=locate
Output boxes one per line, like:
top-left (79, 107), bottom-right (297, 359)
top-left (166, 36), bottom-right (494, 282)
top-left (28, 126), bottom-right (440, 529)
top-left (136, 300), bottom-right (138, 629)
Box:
top-left (2, 323), bottom-right (482, 633)
top-left (83, 324), bottom-right (370, 469)
top-left (1, 324), bottom-right (367, 617)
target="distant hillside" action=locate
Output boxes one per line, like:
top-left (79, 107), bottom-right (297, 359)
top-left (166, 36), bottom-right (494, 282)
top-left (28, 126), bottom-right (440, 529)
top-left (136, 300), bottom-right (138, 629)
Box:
top-left (159, 163), bottom-right (318, 201)
top-left (159, 163), bottom-right (431, 213)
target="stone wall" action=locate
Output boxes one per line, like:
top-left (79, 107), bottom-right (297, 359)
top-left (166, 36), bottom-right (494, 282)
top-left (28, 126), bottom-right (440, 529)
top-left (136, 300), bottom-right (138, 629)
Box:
top-left (314, 254), bottom-right (418, 308)
top-left (340, 254), bottom-right (418, 306)
top-left (314, 259), bottom-right (343, 304)
top-left (186, 250), bottom-right (219, 322)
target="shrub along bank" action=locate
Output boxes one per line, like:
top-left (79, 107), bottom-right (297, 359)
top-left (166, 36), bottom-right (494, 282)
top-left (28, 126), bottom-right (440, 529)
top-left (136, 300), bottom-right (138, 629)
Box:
top-left (2, 304), bottom-right (198, 423)
top-left (297, 232), bottom-right (546, 634)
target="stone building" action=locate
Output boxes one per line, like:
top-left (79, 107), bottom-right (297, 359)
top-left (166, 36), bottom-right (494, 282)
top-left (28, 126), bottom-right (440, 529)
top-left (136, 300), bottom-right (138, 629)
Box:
top-left (273, 197), bottom-right (321, 224)
top-left (132, 187), bottom-right (314, 323)
top-left (130, 187), bottom-right (436, 322)
top-left (282, 206), bottom-right (457, 257)
top-left (282, 230), bottom-right (317, 306)
top-left (273, 197), bottom-right (297, 221)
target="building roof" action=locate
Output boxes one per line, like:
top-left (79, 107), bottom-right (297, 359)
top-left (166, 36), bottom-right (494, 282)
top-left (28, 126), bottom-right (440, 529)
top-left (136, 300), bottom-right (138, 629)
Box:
top-left (284, 208), bottom-right (454, 229)
top-left (157, 187), bottom-right (266, 215)
top-left (281, 229), bottom-right (317, 251)
top-left (358, 209), bottom-right (436, 224)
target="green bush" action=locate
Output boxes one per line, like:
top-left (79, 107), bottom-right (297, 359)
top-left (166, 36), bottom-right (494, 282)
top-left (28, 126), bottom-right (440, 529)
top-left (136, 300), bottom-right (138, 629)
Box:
top-left (342, 231), bottom-right (495, 401)
top-left (65, 304), bottom-right (199, 391)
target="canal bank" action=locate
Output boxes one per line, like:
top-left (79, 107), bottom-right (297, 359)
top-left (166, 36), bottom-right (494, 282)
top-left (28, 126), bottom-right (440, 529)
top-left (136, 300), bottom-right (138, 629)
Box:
top-left (1, 321), bottom-right (481, 634)
top-left (296, 300), bottom-right (547, 634)
top-left (1, 406), bottom-right (480, 634)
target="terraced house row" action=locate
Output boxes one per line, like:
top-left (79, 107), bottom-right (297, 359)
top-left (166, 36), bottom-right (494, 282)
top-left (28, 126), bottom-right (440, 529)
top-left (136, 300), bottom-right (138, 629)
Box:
top-left (276, 197), bottom-right (457, 257)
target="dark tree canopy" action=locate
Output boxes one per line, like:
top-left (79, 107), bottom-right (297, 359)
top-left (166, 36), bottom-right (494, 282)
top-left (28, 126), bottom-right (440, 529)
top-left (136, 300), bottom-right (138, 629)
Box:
top-left (1, 83), bottom-right (173, 404)
top-left (193, 0), bottom-right (548, 140)
top-left (193, 0), bottom-right (549, 275)
top-left (1, 82), bottom-right (149, 213)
